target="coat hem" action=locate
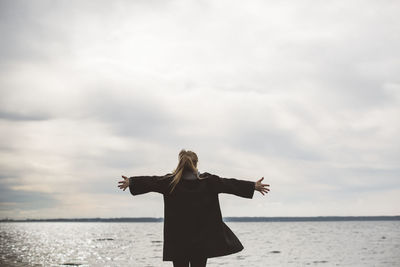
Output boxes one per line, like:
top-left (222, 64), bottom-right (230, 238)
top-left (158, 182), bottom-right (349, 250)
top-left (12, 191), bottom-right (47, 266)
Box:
top-left (162, 247), bottom-right (244, 261)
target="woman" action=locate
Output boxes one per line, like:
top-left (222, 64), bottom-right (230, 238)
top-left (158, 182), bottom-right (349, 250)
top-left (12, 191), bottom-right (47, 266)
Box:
top-left (117, 149), bottom-right (270, 267)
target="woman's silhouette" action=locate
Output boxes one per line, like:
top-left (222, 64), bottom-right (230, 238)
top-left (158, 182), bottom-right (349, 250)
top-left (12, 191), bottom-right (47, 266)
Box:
top-left (118, 149), bottom-right (270, 267)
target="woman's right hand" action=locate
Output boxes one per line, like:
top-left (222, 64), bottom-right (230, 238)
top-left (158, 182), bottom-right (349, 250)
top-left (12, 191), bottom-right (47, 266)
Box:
top-left (118, 175), bottom-right (130, 191)
top-left (255, 177), bottom-right (270, 195)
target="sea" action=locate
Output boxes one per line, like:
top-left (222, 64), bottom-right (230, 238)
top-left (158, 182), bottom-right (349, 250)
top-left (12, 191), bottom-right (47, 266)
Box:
top-left (1, 221), bottom-right (399, 266)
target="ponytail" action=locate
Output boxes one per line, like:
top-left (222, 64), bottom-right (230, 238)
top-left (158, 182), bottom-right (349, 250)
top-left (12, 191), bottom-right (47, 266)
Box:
top-left (168, 149), bottom-right (199, 193)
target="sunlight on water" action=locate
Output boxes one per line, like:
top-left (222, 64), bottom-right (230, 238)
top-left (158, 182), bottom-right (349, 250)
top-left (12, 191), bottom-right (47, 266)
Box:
top-left (1, 221), bottom-right (399, 266)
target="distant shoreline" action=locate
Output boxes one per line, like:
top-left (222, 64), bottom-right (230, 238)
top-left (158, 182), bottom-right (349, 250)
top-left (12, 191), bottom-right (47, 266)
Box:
top-left (1, 216), bottom-right (399, 223)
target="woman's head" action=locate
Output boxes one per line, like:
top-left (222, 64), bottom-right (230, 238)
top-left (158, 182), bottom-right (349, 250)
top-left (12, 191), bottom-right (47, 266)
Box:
top-left (169, 149), bottom-right (199, 193)
top-left (178, 149), bottom-right (198, 169)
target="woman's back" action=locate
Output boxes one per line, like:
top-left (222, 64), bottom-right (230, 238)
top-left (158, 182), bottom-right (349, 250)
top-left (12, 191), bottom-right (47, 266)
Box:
top-left (130, 171), bottom-right (255, 261)
top-left (117, 149), bottom-right (270, 266)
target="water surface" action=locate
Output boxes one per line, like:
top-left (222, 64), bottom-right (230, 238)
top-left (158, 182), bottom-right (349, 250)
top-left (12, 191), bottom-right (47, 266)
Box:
top-left (1, 221), bottom-right (399, 266)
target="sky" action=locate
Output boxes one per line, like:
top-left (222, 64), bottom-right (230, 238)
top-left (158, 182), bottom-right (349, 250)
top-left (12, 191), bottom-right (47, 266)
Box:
top-left (0, 0), bottom-right (399, 219)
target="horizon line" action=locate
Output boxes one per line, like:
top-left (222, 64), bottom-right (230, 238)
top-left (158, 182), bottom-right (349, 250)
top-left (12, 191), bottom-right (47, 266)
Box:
top-left (1, 215), bottom-right (400, 222)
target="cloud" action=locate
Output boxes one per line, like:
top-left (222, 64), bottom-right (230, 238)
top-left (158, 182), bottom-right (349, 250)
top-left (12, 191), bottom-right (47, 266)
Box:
top-left (0, 110), bottom-right (51, 121)
top-left (0, 0), bottom-right (399, 218)
top-left (0, 182), bottom-right (59, 211)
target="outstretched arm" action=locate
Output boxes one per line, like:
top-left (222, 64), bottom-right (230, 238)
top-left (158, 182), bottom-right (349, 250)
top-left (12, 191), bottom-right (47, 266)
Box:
top-left (118, 174), bottom-right (168, 195)
top-left (211, 174), bottom-right (270, 198)
top-left (212, 175), bottom-right (254, 198)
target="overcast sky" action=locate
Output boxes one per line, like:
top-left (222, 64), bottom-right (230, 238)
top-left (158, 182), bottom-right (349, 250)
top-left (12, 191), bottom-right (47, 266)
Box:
top-left (1, 0), bottom-right (399, 219)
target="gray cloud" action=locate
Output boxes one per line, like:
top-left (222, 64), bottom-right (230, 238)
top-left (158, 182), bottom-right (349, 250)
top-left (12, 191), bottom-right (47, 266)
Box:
top-left (0, 110), bottom-right (51, 121)
top-left (0, 1), bottom-right (71, 65)
top-left (0, 184), bottom-right (59, 211)
top-left (229, 128), bottom-right (323, 161)
top-left (0, 0), bottom-right (399, 218)
top-left (83, 88), bottom-right (179, 140)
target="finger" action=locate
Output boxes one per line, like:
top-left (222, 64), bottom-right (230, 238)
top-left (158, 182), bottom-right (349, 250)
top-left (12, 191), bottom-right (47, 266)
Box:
top-left (257, 177), bottom-right (264, 182)
top-left (262, 184), bottom-right (270, 187)
top-left (118, 181), bottom-right (125, 184)
top-left (122, 175), bottom-right (128, 179)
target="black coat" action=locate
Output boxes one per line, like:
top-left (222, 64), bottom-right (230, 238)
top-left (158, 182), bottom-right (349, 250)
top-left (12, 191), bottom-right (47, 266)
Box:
top-left (129, 172), bottom-right (255, 261)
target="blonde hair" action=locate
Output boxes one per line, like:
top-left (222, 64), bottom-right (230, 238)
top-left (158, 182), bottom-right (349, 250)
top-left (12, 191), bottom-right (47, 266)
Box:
top-left (168, 149), bottom-right (199, 193)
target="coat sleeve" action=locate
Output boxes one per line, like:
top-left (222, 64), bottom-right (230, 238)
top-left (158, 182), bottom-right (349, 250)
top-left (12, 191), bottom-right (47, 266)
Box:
top-left (129, 175), bottom-right (170, 195)
top-left (208, 173), bottom-right (255, 199)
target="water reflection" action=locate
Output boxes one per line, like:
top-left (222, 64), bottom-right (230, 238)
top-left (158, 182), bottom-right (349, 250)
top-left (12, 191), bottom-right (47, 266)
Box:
top-left (1, 221), bottom-right (399, 266)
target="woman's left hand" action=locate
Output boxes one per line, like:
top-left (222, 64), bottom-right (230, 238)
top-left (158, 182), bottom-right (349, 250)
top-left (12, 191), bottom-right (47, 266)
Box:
top-left (118, 175), bottom-right (130, 191)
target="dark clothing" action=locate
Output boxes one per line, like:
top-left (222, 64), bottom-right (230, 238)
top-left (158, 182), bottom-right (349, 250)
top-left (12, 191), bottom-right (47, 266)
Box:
top-left (173, 257), bottom-right (207, 267)
top-left (182, 169), bottom-right (199, 180)
top-left (129, 172), bottom-right (255, 261)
